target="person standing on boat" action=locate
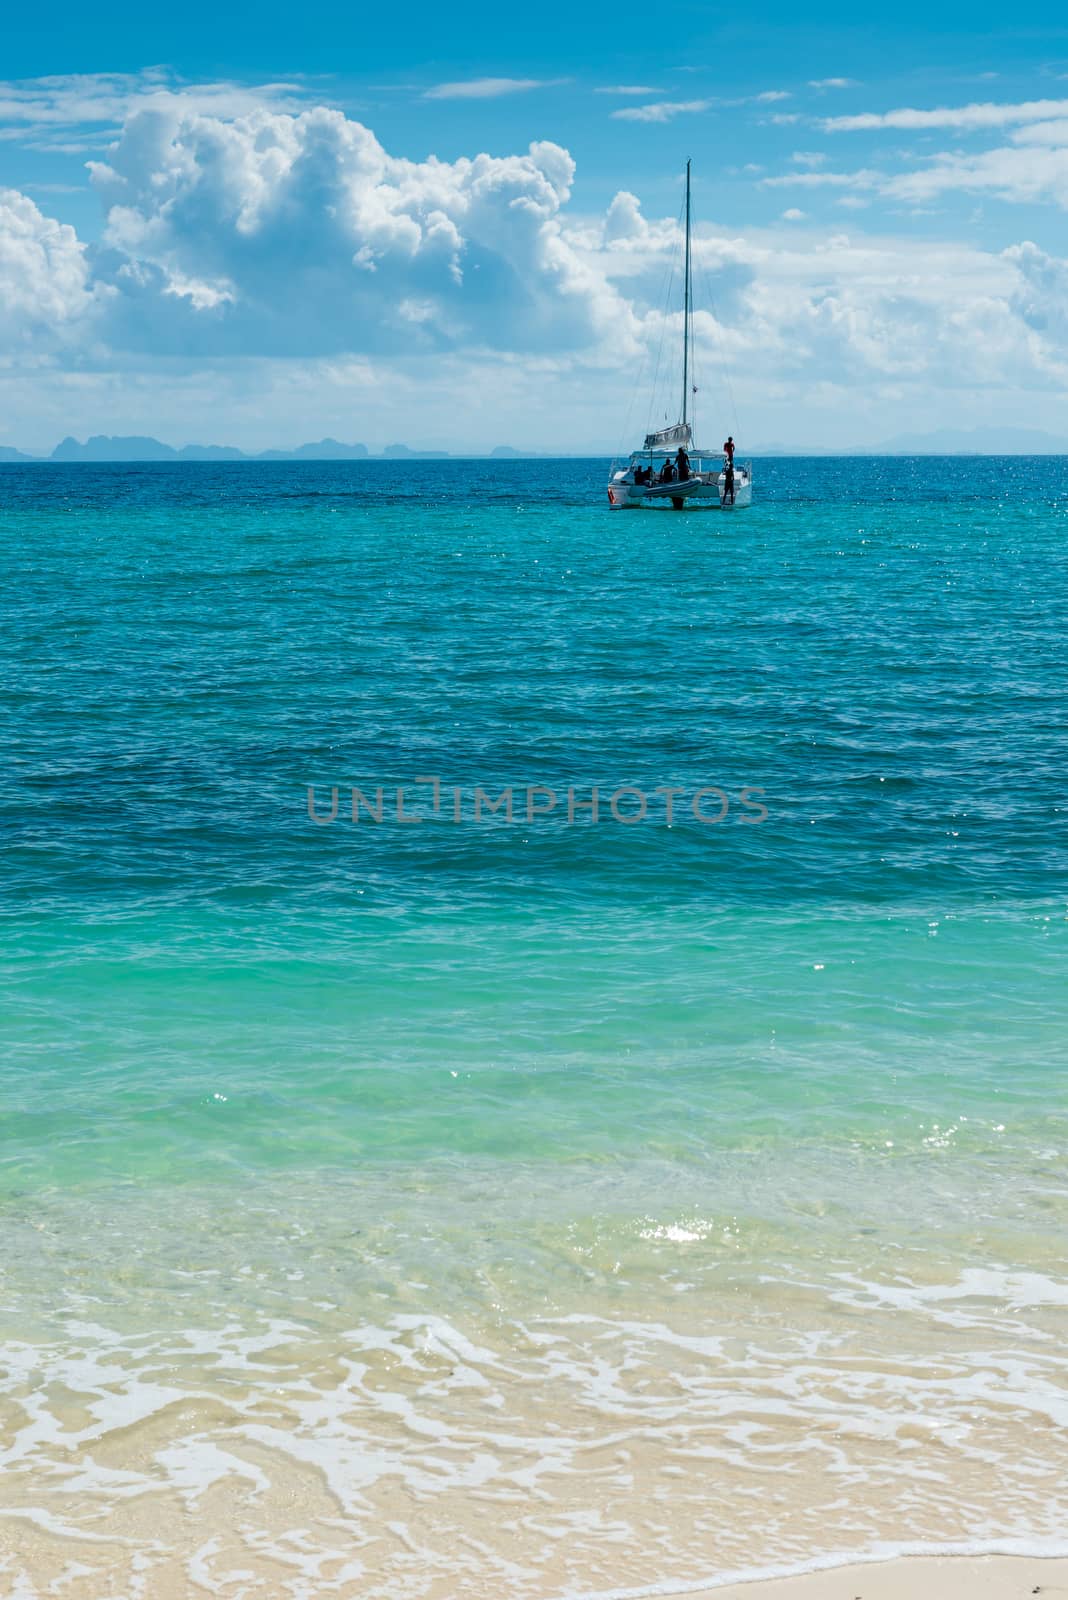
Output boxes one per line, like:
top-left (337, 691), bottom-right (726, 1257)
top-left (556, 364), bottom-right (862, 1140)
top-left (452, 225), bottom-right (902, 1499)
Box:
top-left (723, 435), bottom-right (735, 466)
top-left (675, 445), bottom-right (691, 481)
top-left (659, 457), bottom-right (676, 485)
top-left (723, 460), bottom-right (735, 505)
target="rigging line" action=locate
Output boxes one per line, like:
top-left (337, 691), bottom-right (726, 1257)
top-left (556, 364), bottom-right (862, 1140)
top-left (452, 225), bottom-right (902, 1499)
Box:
top-left (648, 183), bottom-right (687, 433)
top-left (682, 159), bottom-right (691, 429)
top-left (614, 194), bottom-right (679, 462)
top-left (688, 210), bottom-right (699, 445)
top-left (646, 195), bottom-right (683, 439)
top-left (666, 181), bottom-right (690, 428)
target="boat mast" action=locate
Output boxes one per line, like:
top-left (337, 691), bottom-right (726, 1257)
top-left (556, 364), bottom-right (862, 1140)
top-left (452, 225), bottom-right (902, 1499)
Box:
top-left (681, 158), bottom-right (692, 431)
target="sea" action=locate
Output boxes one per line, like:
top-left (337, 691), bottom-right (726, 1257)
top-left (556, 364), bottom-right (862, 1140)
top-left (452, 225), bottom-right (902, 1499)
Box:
top-left (1, 455), bottom-right (1067, 1599)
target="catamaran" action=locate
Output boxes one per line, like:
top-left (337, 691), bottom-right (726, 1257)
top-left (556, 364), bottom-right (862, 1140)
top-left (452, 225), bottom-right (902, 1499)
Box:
top-left (607, 161), bottom-right (752, 510)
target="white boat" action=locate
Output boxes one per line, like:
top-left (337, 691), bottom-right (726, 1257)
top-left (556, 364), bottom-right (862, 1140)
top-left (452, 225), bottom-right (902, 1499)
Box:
top-left (606, 161), bottom-right (752, 511)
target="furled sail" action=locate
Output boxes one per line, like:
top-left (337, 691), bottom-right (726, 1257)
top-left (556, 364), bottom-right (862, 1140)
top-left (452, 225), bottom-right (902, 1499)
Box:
top-left (643, 422), bottom-right (692, 450)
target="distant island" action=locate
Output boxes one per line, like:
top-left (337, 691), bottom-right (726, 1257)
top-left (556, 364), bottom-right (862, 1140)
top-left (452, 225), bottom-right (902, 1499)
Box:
top-left (3, 436), bottom-right (383, 463)
top-left (0, 436), bottom-right (563, 463)
top-left (1, 427), bottom-right (1067, 462)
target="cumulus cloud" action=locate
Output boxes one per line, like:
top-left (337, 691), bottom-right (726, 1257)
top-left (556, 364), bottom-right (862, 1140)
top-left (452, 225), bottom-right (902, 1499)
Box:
top-left (602, 190), bottom-right (648, 243)
top-left (738, 237), bottom-right (1050, 385)
top-left (809, 78), bottom-right (859, 89)
top-left (0, 186), bottom-right (100, 346)
top-left (84, 106), bottom-right (631, 357)
top-left (583, 203), bottom-right (1068, 397)
top-left (1005, 241), bottom-right (1068, 344)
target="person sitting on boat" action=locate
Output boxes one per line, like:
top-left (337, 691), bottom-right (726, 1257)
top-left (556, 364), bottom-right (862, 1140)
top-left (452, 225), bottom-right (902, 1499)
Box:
top-left (659, 457), bottom-right (676, 485)
top-left (723, 435), bottom-right (735, 466)
top-left (675, 445), bottom-right (691, 481)
top-left (723, 461), bottom-right (735, 505)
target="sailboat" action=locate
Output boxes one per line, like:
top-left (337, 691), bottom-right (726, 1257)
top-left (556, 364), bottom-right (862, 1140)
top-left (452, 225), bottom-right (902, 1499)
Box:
top-left (606, 161), bottom-right (752, 510)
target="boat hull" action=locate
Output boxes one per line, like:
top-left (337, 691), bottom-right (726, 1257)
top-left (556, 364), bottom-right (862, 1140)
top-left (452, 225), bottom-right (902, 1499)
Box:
top-left (607, 471), bottom-right (752, 509)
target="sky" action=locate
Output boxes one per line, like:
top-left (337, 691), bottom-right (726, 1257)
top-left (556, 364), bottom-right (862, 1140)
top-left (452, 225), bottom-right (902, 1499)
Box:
top-left (2, 0), bottom-right (1068, 453)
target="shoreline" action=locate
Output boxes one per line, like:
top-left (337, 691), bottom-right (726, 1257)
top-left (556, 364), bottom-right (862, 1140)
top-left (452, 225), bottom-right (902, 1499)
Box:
top-left (588, 1552), bottom-right (1068, 1600)
top-left (700, 1554), bottom-right (1068, 1599)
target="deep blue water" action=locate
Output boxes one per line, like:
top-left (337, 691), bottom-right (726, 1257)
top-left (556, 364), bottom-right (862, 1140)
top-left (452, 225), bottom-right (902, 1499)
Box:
top-left (2, 455), bottom-right (1067, 1184)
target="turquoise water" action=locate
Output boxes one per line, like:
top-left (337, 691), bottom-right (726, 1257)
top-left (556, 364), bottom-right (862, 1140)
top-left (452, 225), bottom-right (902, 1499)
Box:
top-left (1, 457), bottom-right (1067, 1598)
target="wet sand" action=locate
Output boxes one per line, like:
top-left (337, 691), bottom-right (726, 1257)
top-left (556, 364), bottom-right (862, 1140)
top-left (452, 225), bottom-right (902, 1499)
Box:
top-left (698, 1554), bottom-right (1068, 1600)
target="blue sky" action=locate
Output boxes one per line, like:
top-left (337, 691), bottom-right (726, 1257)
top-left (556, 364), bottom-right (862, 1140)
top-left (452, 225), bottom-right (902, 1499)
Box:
top-left (2, 0), bottom-right (1068, 451)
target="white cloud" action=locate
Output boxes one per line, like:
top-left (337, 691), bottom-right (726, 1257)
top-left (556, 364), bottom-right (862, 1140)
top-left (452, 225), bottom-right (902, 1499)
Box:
top-left (1011, 118), bottom-right (1068, 146)
top-left (21, 182), bottom-right (87, 195)
top-left (764, 88), bottom-right (1068, 211)
top-left (763, 170), bottom-right (880, 189)
top-left (593, 85), bottom-right (662, 96)
top-left (883, 145), bottom-right (1068, 207)
top-left (825, 96), bottom-right (1068, 133)
top-left (612, 90), bottom-right (793, 122)
top-left (719, 233), bottom-right (1061, 389)
top-left (765, 144), bottom-right (1068, 209)
top-left (603, 190), bottom-right (648, 242)
top-left (790, 151), bottom-right (827, 167)
top-left (0, 186), bottom-right (100, 346)
top-left (577, 197), bottom-right (1068, 401)
top-left (0, 70), bottom-right (306, 138)
top-left (809, 78), bottom-right (859, 90)
top-left (85, 106), bottom-right (632, 357)
top-left (1004, 241), bottom-right (1068, 344)
top-left (423, 78), bottom-right (564, 100)
top-left (611, 100), bottom-right (711, 123)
